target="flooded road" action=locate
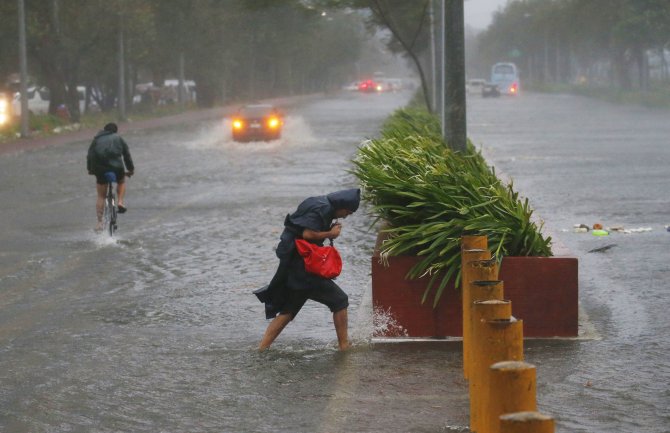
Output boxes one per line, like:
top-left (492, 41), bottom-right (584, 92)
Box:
top-left (1, 89), bottom-right (668, 433)
top-left (468, 92), bottom-right (670, 433)
top-left (0, 91), bottom-right (472, 433)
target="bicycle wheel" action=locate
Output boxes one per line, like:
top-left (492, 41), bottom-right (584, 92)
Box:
top-left (103, 184), bottom-right (117, 237)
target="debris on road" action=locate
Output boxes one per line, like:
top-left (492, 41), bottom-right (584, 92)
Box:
top-left (623, 227), bottom-right (652, 234)
top-left (588, 244), bottom-right (617, 253)
top-left (570, 223), bottom-right (657, 235)
top-left (573, 223), bottom-right (590, 233)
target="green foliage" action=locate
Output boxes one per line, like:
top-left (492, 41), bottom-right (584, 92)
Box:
top-left (0, 1), bottom-right (369, 111)
top-left (477, 0), bottom-right (670, 91)
top-left (352, 108), bottom-right (552, 306)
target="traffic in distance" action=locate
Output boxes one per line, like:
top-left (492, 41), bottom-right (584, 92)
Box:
top-left (342, 71), bottom-right (408, 94)
top-left (466, 62), bottom-right (521, 98)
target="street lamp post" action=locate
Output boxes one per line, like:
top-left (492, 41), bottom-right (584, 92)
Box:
top-left (117, 12), bottom-right (126, 122)
top-left (18, 0), bottom-right (29, 138)
top-left (443, 0), bottom-right (467, 152)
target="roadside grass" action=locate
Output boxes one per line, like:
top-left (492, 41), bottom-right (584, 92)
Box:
top-left (528, 82), bottom-right (670, 109)
top-left (0, 103), bottom-right (196, 143)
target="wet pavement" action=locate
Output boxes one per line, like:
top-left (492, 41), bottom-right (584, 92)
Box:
top-left (0, 90), bottom-right (668, 432)
top-left (469, 92), bottom-right (670, 433)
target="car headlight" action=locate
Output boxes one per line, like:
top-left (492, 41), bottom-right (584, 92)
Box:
top-left (232, 119), bottom-right (244, 130)
top-left (0, 99), bottom-right (7, 125)
top-left (267, 116), bottom-right (280, 129)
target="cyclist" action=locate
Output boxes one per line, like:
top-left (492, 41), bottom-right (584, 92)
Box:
top-left (87, 123), bottom-right (134, 231)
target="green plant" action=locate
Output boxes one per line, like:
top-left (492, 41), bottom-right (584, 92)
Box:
top-left (352, 108), bottom-right (552, 306)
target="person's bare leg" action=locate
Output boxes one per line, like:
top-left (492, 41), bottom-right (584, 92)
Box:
top-left (259, 313), bottom-right (292, 351)
top-left (117, 181), bottom-right (126, 208)
top-left (95, 183), bottom-right (106, 230)
top-left (333, 308), bottom-right (350, 350)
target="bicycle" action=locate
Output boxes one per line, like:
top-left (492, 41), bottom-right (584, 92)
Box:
top-left (101, 171), bottom-right (118, 237)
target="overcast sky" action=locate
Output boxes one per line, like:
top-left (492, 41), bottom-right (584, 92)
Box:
top-left (464, 0), bottom-right (509, 30)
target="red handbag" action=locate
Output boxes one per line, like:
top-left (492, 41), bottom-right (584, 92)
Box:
top-left (295, 239), bottom-right (342, 279)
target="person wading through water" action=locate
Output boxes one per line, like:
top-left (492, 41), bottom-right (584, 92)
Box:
top-left (254, 189), bottom-right (361, 351)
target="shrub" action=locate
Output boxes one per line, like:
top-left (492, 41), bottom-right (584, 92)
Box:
top-left (352, 107), bottom-right (552, 306)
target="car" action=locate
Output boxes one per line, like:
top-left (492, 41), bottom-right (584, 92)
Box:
top-left (342, 81), bottom-right (359, 91)
top-left (481, 83), bottom-right (501, 98)
top-left (231, 104), bottom-right (284, 142)
top-left (466, 78), bottom-right (486, 94)
top-left (357, 79), bottom-right (382, 93)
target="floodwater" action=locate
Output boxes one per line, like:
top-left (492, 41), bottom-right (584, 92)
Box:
top-left (0, 89), bottom-right (668, 432)
top-left (0, 91), bottom-right (471, 433)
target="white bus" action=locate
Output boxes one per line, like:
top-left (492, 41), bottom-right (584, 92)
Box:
top-left (491, 62), bottom-right (520, 95)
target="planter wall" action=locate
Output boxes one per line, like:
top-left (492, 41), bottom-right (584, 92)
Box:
top-left (371, 237), bottom-right (578, 338)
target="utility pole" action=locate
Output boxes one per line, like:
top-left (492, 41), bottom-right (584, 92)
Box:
top-left (429, 0), bottom-right (437, 112)
top-left (178, 52), bottom-right (186, 106)
top-left (443, 0), bottom-right (467, 152)
top-left (18, 0), bottom-right (29, 138)
top-left (117, 12), bottom-right (126, 121)
top-left (440, 0), bottom-right (445, 137)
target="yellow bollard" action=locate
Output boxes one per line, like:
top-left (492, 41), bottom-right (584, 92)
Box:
top-left (461, 235), bottom-right (488, 251)
top-left (461, 251), bottom-right (493, 379)
top-left (486, 361), bottom-right (537, 433)
top-left (465, 280), bottom-right (504, 385)
top-left (500, 411), bottom-right (555, 433)
top-left (468, 301), bottom-right (517, 432)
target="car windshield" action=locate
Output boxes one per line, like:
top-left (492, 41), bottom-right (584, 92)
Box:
top-left (239, 105), bottom-right (275, 117)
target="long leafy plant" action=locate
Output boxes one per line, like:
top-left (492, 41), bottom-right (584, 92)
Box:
top-left (352, 107), bottom-right (552, 306)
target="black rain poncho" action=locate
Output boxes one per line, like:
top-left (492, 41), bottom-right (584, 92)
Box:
top-left (254, 189), bottom-right (360, 319)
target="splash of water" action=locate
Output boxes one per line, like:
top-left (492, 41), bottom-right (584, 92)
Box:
top-left (181, 115), bottom-right (320, 150)
top-left (372, 306), bottom-right (408, 338)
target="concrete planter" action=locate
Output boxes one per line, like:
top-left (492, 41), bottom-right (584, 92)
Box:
top-left (371, 235), bottom-right (578, 338)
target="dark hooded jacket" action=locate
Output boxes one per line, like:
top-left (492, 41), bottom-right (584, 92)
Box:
top-left (87, 130), bottom-right (134, 175)
top-left (254, 189), bottom-right (361, 318)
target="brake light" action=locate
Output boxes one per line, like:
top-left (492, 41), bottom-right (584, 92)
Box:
top-left (267, 116), bottom-right (280, 129)
top-left (510, 83), bottom-right (518, 94)
top-left (232, 119), bottom-right (244, 129)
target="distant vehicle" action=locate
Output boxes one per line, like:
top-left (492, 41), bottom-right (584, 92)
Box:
top-left (490, 62), bottom-right (520, 95)
top-left (0, 92), bottom-right (10, 126)
top-left (342, 81), bottom-right (359, 91)
top-left (358, 79), bottom-right (382, 93)
top-left (466, 78), bottom-right (486, 94)
top-left (481, 82), bottom-right (501, 98)
top-left (12, 86), bottom-right (50, 115)
top-left (377, 78), bottom-right (403, 92)
top-left (231, 104), bottom-right (283, 142)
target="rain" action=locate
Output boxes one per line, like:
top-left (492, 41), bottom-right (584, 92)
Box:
top-left (1, 1), bottom-right (669, 432)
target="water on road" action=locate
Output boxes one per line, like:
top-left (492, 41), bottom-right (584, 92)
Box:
top-left (468, 92), bottom-right (670, 433)
top-left (1, 89), bottom-right (668, 432)
top-left (0, 91), bottom-right (472, 433)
